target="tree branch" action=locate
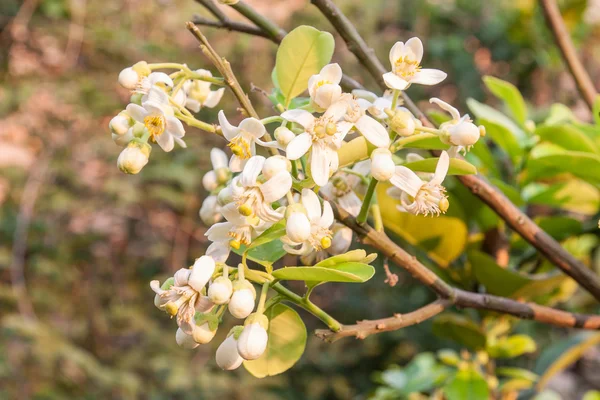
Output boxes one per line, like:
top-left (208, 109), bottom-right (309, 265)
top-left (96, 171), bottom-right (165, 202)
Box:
top-left (191, 15), bottom-right (272, 39)
top-left (539, 0), bottom-right (598, 110)
top-left (310, 0), bottom-right (600, 303)
top-left (315, 299), bottom-right (450, 342)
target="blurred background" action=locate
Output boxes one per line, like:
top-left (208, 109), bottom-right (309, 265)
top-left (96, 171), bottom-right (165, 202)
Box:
top-left (1, 0), bottom-right (599, 399)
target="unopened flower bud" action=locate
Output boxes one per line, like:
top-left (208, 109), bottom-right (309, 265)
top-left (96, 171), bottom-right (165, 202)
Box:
top-left (216, 328), bottom-right (244, 370)
top-left (200, 195), bottom-right (222, 226)
top-left (176, 327), bottom-right (199, 349)
top-left (117, 141), bottom-right (151, 174)
top-left (386, 109), bottom-right (416, 137)
top-left (208, 276), bottom-right (233, 305)
top-left (217, 185), bottom-right (233, 206)
top-left (286, 212), bottom-right (311, 243)
top-left (215, 167), bottom-right (231, 184)
top-left (262, 155), bottom-right (291, 180)
top-left (112, 130), bottom-right (134, 147)
top-left (370, 148), bottom-right (395, 181)
top-left (131, 61), bottom-right (151, 77)
top-left (237, 316), bottom-right (268, 360)
top-left (188, 256), bottom-right (215, 292)
top-left (174, 268), bottom-right (191, 286)
top-left (228, 281), bottom-right (256, 319)
top-left (118, 67), bottom-right (139, 90)
top-left (447, 120), bottom-right (480, 147)
top-left (275, 127), bottom-right (295, 147)
top-left (202, 170), bottom-right (218, 192)
top-left (192, 322), bottom-right (217, 344)
top-left (195, 295), bottom-right (215, 313)
top-left (110, 114), bottom-right (132, 136)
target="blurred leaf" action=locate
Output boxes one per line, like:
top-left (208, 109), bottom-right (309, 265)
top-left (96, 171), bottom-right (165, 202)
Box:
top-left (594, 95), bottom-right (600, 126)
top-left (272, 262), bottom-right (375, 285)
top-left (487, 334), bottom-right (536, 358)
top-left (380, 353), bottom-right (451, 395)
top-left (437, 349), bottom-right (460, 366)
top-left (244, 304), bottom-right (307, 378)
top-left (432, 314), bottom-right (486, 349)
top-left (467, 98), bottom-right (527, 141)
top-left (584, 391), bottom-right (600, 400)
top-left (496, 367), bottom-right (538, 382)
top-left (532, 391), bottom-right (563, 400)
top-left (489, 178), bottom-right (524, 206)
top-left (467, 140), bottom-right (500, 178)
top-left (403, 157), bottom-right (477, 175)
top-left (499, 378), bottom-right (534, 393)
top-left (246, 220), bottom-right (286, 251)
top-left (535, 124), bottom-right (599, 154)
top-left (443, 367), bottom-right (489, 400)
top-left (523, 180), bottom-right (600, 215)
top-left (483, 76), bottom-right (527, 125)
top-left (523, 145), bottom-right (600, 185)
top-left (545, 103), bottom-right (577, 125)
top-left (395, 133), bottom-right (450, 150)
top-left (480, 120), bottom-right (523, 164)
top-left (314, 249), bottom-right (375, 267)
top-left (275, 26), bottom-right (334, 106)
top-left (468, 250), bottom-right (530, 297)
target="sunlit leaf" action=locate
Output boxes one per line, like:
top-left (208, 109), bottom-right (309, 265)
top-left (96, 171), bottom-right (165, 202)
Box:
top-left (535, 124), bottom-right (599, 154)
top-left (402, 157), bottom-right (477, 175)
top-left (483, 76), bottom-right (528, 125)
top-left (522, 180), bottom-right (600, 215)
top-left (487, 334), bottom-right (536, 358)
top-left (443, 367), bottom-right (489, 400)
top-left (271, 262), bottom-right (375, 284)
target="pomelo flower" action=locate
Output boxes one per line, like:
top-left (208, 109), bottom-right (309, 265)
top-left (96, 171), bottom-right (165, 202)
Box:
top-left (308, 63), bottom-right (343, 111)
top-left (341, 94), bottom-right (391, 148)
top-left (183, 69), bottom-right (225, 112)
top-left (202, 148), bottom-right (231, 192)
top-left (320, 160), bottom-right (370, 217)
top-left (218, 111), bottom-right (269, 172)
top-left (430, 98), bottom-right (483, 156)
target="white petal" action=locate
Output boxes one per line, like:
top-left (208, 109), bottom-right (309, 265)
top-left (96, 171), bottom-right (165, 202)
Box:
top-left (285, 132), bottom-right (312, 160)
top-left (430, 151), bottom-right (449, 186)
top-left (143, 87), bottom-right (170, 109)
top-left (328, 149), bottom-right (339, 173)
top-left (240, 156), bottom-right (265, 187)
top-left (211, 148), bottom-right (229, 170)
top-left (301, 188), bottom-right (321, 221)
top-left (148, 72), bottom-right (174, 87)
top-left (320, 201), bottom-right (334, 228)
top-left (189, 256), bottom-right (216, 292)
top-left (355, 115), bottom-right (390, 147)
top-left (405, 37), bottom-right (424, 63)
top-left (314, 84), bottom-right (342, 110)
top-left (221, 202), bottom-right (245, 224)
top-left (207, 242), bottom-right (230, 263)
top-left (260, 171), bottom-right (292, 203)
top-left (229, 155), bottom-right (245, 172)
top-left (281, 109), bottom-right (315, 128)
top-left (126, 103), bottom-right (147, 122)
top-left (334, 121), bottom-right (354, 144)
top-left (166, 116), bottom-right (185, 137)
top-left (383, 72), bottom-right (409, 91)
top-left (389, 41), bottom-right (406, 67)
top-left (339, 192), bottom-right (362, 217)
top-left (390, 166), bottom-right (423, 197)
top-left (156, 132), bottom-right (175, 152)
top-left (351, 89), bottom-right (378, 103)
top-left (320, 63), bottom-right (343, 84)
top-left (185, 99), bottom-right (201, 113)
top-left (203, 88), bottom-right (225, 108)
top-left (310, 143), bottom-right (330, 187)
top-left (239, 118), bottom-right (266, 139)
top-left (323, 100), bottom-right (347, 121)
top-left (218, 110), bottom-right (240, 140)
top-left (429, 97), bottom-right (461, 121)
top-left (206, 221), bottom-right (233, 242)
top-left (411, 69), bottom-right (447, 86)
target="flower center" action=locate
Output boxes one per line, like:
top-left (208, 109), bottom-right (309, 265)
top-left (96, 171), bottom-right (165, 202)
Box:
top-left (144, 114), bottom-right (166, 138)
top-left (228, 135), bottom-right (252, 159)
top-left (307, 227), bottom-right (333, 251)
top-left (315, 79), bottom-right (331, 89)
top-left (413, 184), bottom-right (448, 216)
top-left (312, 117), bottom-right (337, 140)
top-left (394, 56), bottom-right (421, 79)
top-left (332, 176), bottom-right (352, 196)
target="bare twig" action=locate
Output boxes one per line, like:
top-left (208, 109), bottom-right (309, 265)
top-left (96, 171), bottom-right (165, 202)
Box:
top-left (192, 15), bottom-right (271, 39)
top-left (310, 0), bottom-right (600, 303)
top-left (539, 0), bottom-right (598, 110)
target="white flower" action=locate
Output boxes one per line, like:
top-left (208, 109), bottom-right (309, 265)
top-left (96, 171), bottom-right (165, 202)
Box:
top-left (274, 127), bottom-right (295, 147)
top-left (228, 288), bottom-right (255, 319)
top-left (388, 151), bottom-right (450, 216)
top-left (237, 322), bottom-right (268, 360)
top-left (430, 98), bottom-right (482, 156)
top-left (188, 255), bottom-right (216, 292)
top-left (383, 37), bottom-right (447, 91)
top-left (352, 89), bottom-right (399, 120)
top-left (308, 63), bottom-right (343, 111)
top-left (208, 276), bottom-right (233, 305)
top-left (176, 327), bottom-right (199, 349)
top-left (118, 67), bottom-right (140, 90)
top-left (341, 95), bottom-right (391, 148)
top-left (110, 113), bottom-right (132, 136)
top-left (199, 195), bottom-right (223, 226)
top-left (192, 321), bottom-right (217, 344)
top-left (202, 148), bottom-right (231, 192)
top-left (386, 107), bottom-right (417, 137)
top-left (135, 72), bottom-right (174, 100)
top-left (216, 330), bottom-right (244, 370)
top-left (126, 88), bottom-right (186, 152)
top-left (117, 141), bottom-right (151, 174)
top-left (300, 223), bottom-right (353, 265)
top-left (282, 189), bottom-right (333, 256)
top-left (320, 161), bottom-right (369, 217)
top-left (285, 210), bottom-right (312, 243)
top-left (262, 155), bottom-right (291, 180)
top-left (282, 102), bottom-right (353, 186)
top-left (218, 111), bottom-right (268, 172)
top-left (231, 155), bottom-right (291, 222)
top-left (184, 69), bottom-right (225, 112)
top-left (370, 148), bottom-right (395, 181)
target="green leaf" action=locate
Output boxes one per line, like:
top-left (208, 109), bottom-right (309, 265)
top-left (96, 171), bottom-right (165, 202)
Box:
top-left (583, 391), bottom-right (600, 400)
top-left (402, 157), bottom-right (477, 175)
top-left (432, 314), bottom-right (486, 349)
top-left (524, 146), bottom-right (600, 185)
top-left (487, 334), bottom-right (537, 358)
top-left (246, 220), bottom-right (286, 251)
top-left (467, 140), bottom-right (500, 178)
top-left (483, 76), bottom-right (527, 125)
top-left (243, 304), bottom-right (307, 378)
top-left (468, 250), bottom-right (531, 297)
top-left (271, 262), bottom-right (375, 285)
top-left (545, 103), bottom-right (577, 125)
top-left (523, 180), bottom-right (600, 216)
top-left (489, 178), bottom-right (524, 206)
top-left (467, 98), bottom-right (527, 141)
top-left (496, 367), bottom-right (538, 382)
top-left (437, 349), bottom-right (460, 366)
top-left (443, 367), bottom-right (489, 400)
top-left (594, 95), bottom-right (600, 126)
top-left (394, 133), bottom-right (450, 150)
top-left (535, 124), bottom-right (599, 154)
top-left (381, 353), bottom-right (451, 395)
top-left (275, 26), bottom-right (334, 107)
top-left (480, 119), bottom-right (524, 164)
top-left (314, 249), bottom-right (375, 267)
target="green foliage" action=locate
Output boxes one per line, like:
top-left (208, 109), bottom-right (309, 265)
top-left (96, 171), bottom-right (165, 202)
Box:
top-left (443, 367), bottom-right (489, 400)
top-left (403, 157), bottom-right (478, 175)
top-left (272, 262), bottom-right (375, 285)
top-left (483, 76), bottom-right (528, 126)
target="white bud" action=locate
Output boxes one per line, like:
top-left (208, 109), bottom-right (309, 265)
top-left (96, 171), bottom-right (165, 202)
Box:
top-left (174, 268), bottom-right (191, 286)
top-left (228, 288), bottom-right (255, 319)
top-left (370, 148), bottom-right (395, 181)
top-left (202, 170), bottom-right (218, 192)
top-left (188, 256), bottom-right (215, 292)
top-left (275, 127), bottom-right (295, 147)
top-left (216, 334), bottom-right (244, 370)
top-left (117, 141), bottom-right (151, 174)
top-left (328, 226), bottom-right (353, 255)
top-left (192, 322), bottom-right (217, 344)
top-left (217, 185), bottom-right (233, 206)
top-left (176, 327), bottom-right (199, 349)
top-left (208, 276), bottom-right (233, 305)
top-left (237, 323), bottom-right (268, 360)
top-left (112, 129), bottom-right (134, 147)
top-left (118, 67), bottom-right (139, 90)
top-left (262, 155), bottom-right (291, 180)
top-left (448, 121), bottom-right (480, 147)
top-left (387, 109), bottom-right (416, 137)
top-left (286, 212), bottom-right (311, 243)
top-left (199, 195), bottom-right (222, 226)
top-left (110, 114), bottom-right (131, 136)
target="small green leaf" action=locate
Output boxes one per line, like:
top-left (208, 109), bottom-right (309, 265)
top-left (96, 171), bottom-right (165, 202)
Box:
top-left (443, 367), bottom-right (489, 400)
top-left (483, 76), bottom-right (527, 125)
top-left (314, 249), bottom-right (374, 267)
top-left (394, 133), bottom-right (450, 150)
top-left (487, 334), bottom-right (537, 358)
top-left (275, 26), bottom-right (334, 107)
top-left (535, 124), bottom-right (599, 154)
top-left (246, 220), bottom-right (286, 251)
top-left (480, 119), bottom-right (523, 164)
top-left (468, 250), bottom-right (530, 297)
top-left (271, 262), bottom-right (375, 284)
top-left (402, 157), bottom-right (477, 175)
top-left (432, 314), bottom-right (486, 350)
top-left (243, 304), bottom-right (307, 378)
top-left (467, 98), bottom-right (527, 141)
top-left (496, 367), bottom-right (538, 382)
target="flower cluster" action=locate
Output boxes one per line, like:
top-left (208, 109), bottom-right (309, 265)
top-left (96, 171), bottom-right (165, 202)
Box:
top-left (113, 37), bottom-right (484, 372)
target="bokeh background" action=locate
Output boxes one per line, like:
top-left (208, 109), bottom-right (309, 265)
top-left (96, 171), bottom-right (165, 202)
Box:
top-left (1, 0), bottom-right (599, 399)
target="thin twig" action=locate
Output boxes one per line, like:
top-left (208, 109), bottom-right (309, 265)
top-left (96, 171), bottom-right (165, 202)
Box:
top-left (191, 15), bottom-right (271, 39)
top-left (539, 0), bottom-right (598, 110)
top-left (310, 0), bottom-right (600, 303)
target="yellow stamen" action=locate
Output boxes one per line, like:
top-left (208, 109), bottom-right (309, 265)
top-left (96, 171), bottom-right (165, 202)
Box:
top-left (230, 144), bottom-right (243, 156)
top-left (230, 239), bottom-right (241, 250)
top-left (314, 124), bottom-right (326, 138)
top-left (439, 197), bottom-right (449, 213)
top-left (239, 204), bottom-right (253, 216)
top-left (320, 236), bottom-right (332, 249)
top-left (165, 302), bottom-right (179, 316)
top-left (144, 115), bottom-right (166, 138)
top-left (326, 122), bottom-right (337, 136)
top-left (228, 136), bottom-right (252, 159)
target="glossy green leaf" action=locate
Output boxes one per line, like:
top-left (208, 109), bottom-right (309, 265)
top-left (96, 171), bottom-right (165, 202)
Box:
top-left (272, 262), bottom-right (375, 284)
top-left (523, 180), bottom-right (600, 215)
top-left (443, 367), bottom-right (489, 400)
top-left (483, 76), bottom-right (527, 125)
top-left (314, 249), bottom-right (376, 267)
top-left (275, 26), bottom-right (334, 106)
top-left (246, 220), bottom-right (286, 251)
top-left (480, 119), bottom-right (523, 163)
top-left (468, 250), bottom-right (530, 297)
top-left (467, 98), bottom-right (527, 141)
top-left (244, 304), bottom-right (307, 378)
top-left (394, 133), bottom-right (450, 150)
top-left (523, 146), bottom-right (600, 184)
top-left (432, 314), bottom-right (486, 349)
top-left (535, 124), bottom-right (599, 154)
top-left (402, 156), bottom-right (477, 175)
top-left (487, 334), bottom-right (537, 358)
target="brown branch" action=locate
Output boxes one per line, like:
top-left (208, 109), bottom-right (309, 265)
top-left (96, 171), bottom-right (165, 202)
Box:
top-left (192, 15), bottom-right (272, 39)
top-left (330, 201), bottom-right (600, 332)
top-left (539, 0), bottom-right (598, 110)
top-left (315, 299), bottom-right (449, 342)
top-left (310, 0), bottom-right (600, 303)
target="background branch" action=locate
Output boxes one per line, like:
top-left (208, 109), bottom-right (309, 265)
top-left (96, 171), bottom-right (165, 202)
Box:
top-left (310, 0), bottom-right (600, 303)
top-left (539, 0), bottom-right (598, 110)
